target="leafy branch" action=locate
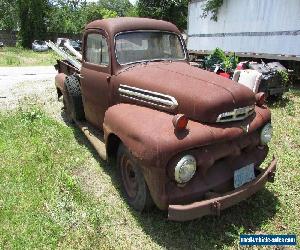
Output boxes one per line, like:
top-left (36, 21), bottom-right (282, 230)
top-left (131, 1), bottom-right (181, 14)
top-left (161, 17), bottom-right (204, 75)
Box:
top-left (277, 70), bottom-right (290, 88)
top-left (201, 0), bottom-right (224, 21)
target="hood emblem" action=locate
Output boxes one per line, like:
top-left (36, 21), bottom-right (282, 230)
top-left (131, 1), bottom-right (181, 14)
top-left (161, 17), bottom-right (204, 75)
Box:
top-left (216, 106), bottom-right (255, 123)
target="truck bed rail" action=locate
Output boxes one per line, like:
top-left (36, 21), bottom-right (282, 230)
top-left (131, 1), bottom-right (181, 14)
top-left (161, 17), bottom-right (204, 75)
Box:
top-left (46, 40), bottom-right (82, 70)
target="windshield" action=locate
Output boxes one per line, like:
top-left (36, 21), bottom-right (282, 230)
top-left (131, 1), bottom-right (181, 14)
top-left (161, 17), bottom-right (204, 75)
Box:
top-left (115, 31), bottom-right (185, 65)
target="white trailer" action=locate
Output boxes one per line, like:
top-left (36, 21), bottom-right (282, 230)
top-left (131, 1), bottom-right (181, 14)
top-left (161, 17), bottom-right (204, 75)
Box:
top-left (187, 0), bottom-right (300, 65)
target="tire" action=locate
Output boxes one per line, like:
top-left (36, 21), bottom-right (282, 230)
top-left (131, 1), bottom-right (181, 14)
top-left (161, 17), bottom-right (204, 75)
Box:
top-left (117, 143), bottom-right (154, 212)
top-left (64, 75), bottom-right (85, 121)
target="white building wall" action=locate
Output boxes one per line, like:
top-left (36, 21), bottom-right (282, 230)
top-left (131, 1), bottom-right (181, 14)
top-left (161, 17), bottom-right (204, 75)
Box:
top-left (188, 0), bottom-right (300, 56)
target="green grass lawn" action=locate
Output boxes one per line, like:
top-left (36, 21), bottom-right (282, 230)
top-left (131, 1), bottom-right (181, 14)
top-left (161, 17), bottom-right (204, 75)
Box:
top-left (0, 47), bottom-right (60, 66)
top-left (0, 89), bottom-right (299, 249)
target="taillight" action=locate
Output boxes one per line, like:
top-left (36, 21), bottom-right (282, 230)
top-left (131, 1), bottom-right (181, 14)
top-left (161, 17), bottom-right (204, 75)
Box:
top-left (255, 92), bottom-right (266, 107)
top-left (172, 114), bottom-right (188, 130)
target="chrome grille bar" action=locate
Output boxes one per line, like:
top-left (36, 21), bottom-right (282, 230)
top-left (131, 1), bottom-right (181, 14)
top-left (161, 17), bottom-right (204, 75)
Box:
top-left (119, 84), bottom-right (178, 111)
top-left (216, 106), bottom-right (255, 122)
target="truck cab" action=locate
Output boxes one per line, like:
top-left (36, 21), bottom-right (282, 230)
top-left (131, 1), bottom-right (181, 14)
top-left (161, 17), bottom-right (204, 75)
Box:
top-left (54, 17), bottom-right (276, 221)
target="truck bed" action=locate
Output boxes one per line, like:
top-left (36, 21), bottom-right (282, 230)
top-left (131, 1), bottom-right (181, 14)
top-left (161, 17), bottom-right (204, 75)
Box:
top-left (56, 59), bottom-right (80, 76)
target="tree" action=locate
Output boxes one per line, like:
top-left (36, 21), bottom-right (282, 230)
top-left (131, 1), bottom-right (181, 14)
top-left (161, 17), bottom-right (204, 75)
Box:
top-left (137, 0), bottom-right (189, 31)
top-left (47, 1), bottom-right (119, 34)
top-left (0, 0), bottom-right (18, 31)
top-left (100, 9), bottom-right (118, 19)
top-left (82, 3), bottom-right (117, 24)
top-left (47, 0), bottom-right (85, 33)
top-left (98, 0), bottom-right (132, 17)
top-left (17, 0), bottom-right (50, 48)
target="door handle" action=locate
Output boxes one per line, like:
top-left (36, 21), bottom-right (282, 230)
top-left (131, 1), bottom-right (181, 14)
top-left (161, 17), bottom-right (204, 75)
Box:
top-left (78, 74), bottom-right (84, 79)
top-left (107, 76), bottom-right (111, 83)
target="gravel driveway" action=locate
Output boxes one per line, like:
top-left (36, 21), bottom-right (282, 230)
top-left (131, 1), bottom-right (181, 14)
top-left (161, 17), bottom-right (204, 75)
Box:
top-left (0, 66), bottom-right (63, 120)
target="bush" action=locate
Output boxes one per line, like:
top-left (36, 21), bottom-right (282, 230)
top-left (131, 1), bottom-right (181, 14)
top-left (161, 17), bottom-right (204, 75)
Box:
top-left (205, 48), bottom-right (238, 73)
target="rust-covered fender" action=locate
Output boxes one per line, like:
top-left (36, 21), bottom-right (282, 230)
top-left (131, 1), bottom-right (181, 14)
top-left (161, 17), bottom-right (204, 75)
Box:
top-left (55, 73), bottom-right (67, 95)
top-left (103, 103), bottom-right (271, 169)
top-left (103, 103), bottom-right (271, 209)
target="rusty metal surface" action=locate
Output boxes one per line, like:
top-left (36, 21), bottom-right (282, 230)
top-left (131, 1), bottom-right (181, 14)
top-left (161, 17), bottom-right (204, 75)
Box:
top-left (86, 17), bottom-right (180, 38)
top-left (103, 103), bottom-right (271, 210)
top-left (80, 62), bottom-right (111, 129)
top-left (56, 60), bottom-right (79, 76)
top-left (103, 103), bottom-right (270, 168)
top-left (166, 146), bottom-right (268, 206)
top-left (85, 17), bottom-right (185, 74)
top-left (112, 61), bottom-right (256, 123)
top-left (112, 62), bottom-right (255, 123)
top-left (53, 17), bottom-right (276, 215)
top-left (168, 157), bottom-right (277, 221)
top-left (55, 73), bottom-right (67, 94)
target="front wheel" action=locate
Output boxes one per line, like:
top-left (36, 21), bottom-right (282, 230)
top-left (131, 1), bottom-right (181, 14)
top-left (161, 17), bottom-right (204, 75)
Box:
top-left (117, 144), bottom-right (154, 212)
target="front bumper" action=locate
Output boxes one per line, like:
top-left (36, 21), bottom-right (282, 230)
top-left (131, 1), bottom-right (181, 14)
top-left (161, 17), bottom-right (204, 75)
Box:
top-left (168, 157), bottom-right (277, 221)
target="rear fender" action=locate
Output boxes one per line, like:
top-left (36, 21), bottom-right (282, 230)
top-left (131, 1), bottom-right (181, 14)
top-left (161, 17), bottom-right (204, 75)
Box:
top-left (55, 73), bottom-right (67, 97)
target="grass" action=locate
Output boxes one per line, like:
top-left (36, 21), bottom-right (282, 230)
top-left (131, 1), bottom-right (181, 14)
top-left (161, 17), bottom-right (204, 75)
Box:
top-left (0, 89), bottom-right (299, 249)
top-left (0, 47), bottom-right (60, 66)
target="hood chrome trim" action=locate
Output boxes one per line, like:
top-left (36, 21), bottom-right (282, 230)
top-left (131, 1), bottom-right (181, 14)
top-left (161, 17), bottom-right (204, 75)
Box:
top-left (216, 105), bottom-right (255, 123)
top-left (119, 84), bottom-right (178, 111)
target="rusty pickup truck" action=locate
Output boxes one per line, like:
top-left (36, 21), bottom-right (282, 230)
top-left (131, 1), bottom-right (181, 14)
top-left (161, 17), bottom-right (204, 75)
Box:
top-left (53, 17), bottom-right (277, 221)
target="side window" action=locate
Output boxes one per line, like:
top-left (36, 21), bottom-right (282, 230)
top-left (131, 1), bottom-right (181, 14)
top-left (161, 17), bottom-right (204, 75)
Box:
top-left (86, 33), bottom-right (109, 66)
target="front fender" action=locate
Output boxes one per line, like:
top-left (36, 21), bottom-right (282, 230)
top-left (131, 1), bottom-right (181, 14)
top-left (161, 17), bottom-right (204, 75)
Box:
top-left (103, 103), bottom-right (271, 210)
top-left (103, 103), bottom-right (180, 209)
top-left (104, 103), bottom-right (188, 168)
top-left (103, 103), bottom-right (271, 169)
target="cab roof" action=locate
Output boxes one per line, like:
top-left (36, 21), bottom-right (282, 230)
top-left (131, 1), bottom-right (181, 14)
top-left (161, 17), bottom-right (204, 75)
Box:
top-left (86, 17), bottom-right (180, 37)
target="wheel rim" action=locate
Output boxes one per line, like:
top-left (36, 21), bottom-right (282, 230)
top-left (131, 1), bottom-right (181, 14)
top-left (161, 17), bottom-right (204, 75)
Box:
top-left (120, 154), bottom-right (138, 199)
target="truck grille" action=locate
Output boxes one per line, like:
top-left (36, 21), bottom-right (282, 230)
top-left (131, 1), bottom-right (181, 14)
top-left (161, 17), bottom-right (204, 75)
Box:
top-left (216, 105), bottom-right (255, 122)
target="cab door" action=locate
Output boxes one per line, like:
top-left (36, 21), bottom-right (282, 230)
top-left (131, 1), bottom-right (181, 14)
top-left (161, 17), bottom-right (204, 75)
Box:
top-left (80, 30), bottom-right (111, 129)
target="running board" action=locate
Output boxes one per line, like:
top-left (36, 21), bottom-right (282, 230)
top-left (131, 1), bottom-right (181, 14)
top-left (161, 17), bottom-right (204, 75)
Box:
top-left (75, 121), bottom-right (107, 160)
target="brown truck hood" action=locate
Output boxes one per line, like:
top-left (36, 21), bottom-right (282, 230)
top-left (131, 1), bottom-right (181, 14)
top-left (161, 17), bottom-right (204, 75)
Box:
top-left (114, 61), bottom-right (255, 123)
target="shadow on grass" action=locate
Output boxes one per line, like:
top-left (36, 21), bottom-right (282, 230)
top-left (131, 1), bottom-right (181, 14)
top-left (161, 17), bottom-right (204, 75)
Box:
top-left (267, 87), bottom-right (299, 109)
top-left (64, 113), bottom-right (279, 249)
top-left (267, 96), bottom-right (290, 108)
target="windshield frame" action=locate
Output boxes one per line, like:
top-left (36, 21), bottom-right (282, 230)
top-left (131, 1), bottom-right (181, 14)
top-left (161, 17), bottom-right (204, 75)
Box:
top-left (114, 30), bottom-right (187, 66)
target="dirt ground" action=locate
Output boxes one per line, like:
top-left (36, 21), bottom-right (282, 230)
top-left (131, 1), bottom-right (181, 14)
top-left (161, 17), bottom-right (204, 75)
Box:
top-left (0, 66), bottom-right (63, 120)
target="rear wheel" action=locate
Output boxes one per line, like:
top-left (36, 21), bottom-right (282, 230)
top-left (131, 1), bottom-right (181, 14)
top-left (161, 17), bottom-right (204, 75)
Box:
top-left (63, 75), bottom-right (85, 121)
top-left (117, 143), bottom-right (154, 212)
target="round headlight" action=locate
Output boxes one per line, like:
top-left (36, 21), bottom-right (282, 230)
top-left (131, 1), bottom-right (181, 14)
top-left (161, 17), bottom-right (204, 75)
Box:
top-left (174, 155), bottom-right (196, 184)
top-left (260, 123), bottom-right (273, 145)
